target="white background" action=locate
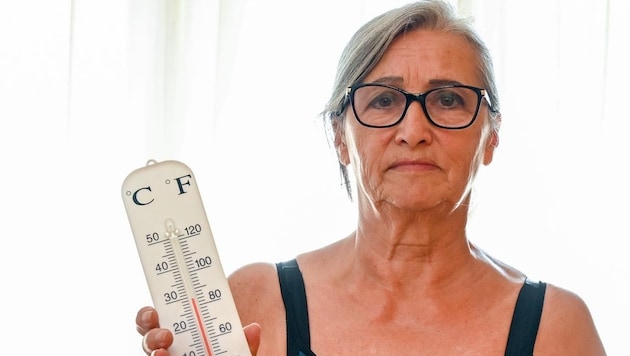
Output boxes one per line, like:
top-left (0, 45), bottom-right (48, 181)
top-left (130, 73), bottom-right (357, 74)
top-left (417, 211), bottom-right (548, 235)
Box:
top-left (0, 0), bottom-right (628, 354)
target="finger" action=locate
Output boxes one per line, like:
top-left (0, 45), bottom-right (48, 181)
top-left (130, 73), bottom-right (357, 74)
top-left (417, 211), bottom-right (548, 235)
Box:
top-left (142, 334), bottom-right (151, 354)
top-left (136, 306), bottom-right (159, 335)
top-left (142, 328), bottom-right (174, 354)
top-left (243, 323), bottom-right (261, 355)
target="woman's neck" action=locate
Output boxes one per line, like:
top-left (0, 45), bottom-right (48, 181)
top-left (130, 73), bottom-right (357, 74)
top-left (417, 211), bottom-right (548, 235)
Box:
top-left (345, 201), bottom-right (478, 292)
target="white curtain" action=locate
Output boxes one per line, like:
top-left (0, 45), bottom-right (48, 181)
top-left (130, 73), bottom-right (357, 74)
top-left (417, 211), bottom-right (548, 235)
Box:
top-left (0, 0), bottom-right (626, 353)
top-left (463, 2), bottom-right (628, 353)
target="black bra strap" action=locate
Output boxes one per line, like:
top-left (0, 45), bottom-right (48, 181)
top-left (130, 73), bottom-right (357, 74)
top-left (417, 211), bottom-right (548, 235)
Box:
top-left (276, 259), bottom-right (315, 356)
top-left (277, 260), bottom-right (545, 355)
top-left (505, 279), bottom-right (547, 356)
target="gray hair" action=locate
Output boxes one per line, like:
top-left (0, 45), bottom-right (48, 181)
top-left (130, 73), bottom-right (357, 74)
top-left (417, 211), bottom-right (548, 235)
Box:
top-left (322, 0), bottom-right (501, 199)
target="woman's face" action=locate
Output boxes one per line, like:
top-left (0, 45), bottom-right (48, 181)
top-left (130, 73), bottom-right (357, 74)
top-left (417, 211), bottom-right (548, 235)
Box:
top-left (337, 29), bottom-right (498, 213)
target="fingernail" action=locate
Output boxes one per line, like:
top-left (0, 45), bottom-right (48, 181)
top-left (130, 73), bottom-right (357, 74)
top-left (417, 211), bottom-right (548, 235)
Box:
top-left (155, 330), bottom-right (170, 343)
top-left (141, 310), bottom-right (152, 325)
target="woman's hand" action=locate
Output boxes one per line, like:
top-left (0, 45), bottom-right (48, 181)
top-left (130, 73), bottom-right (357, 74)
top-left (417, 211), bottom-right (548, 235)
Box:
top-left (136, 306), bottom-right (261, 356)
top-left (243, 322), bottom-right (262, 355)
top-left (136, 306), bottom-right (173, 356)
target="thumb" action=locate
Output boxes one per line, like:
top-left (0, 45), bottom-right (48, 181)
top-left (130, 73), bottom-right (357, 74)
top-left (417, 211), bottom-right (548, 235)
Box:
top-left (243, 323), bottom-right (261, 355)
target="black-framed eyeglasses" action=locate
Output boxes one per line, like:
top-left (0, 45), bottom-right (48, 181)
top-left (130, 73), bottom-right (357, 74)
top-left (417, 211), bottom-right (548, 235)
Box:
top-left (345, 83), bottom-right (497, 129)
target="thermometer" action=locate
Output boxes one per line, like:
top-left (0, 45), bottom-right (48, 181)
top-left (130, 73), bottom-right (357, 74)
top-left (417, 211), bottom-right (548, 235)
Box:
top-left (121, 160), bottom-right (251, 356)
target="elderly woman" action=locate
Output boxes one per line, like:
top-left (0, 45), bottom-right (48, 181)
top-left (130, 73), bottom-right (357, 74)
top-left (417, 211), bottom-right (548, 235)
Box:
top-left (137, 1), bottom-right (606, 355)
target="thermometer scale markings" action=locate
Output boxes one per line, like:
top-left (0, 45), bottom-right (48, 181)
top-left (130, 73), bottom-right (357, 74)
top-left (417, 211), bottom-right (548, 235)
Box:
top-left (166, 219), bottom-right (214, 355)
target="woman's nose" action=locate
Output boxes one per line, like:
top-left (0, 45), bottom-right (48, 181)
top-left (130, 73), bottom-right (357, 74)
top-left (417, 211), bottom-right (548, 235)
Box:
top-left (394, 101), bottom-right (434, 146)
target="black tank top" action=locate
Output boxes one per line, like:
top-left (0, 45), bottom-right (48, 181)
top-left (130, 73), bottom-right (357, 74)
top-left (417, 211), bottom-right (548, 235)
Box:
top-left (276, 259), bottom-right (546, 356)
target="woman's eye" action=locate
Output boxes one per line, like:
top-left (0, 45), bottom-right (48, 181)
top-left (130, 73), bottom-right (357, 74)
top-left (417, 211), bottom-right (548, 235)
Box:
top-left (374, 95), bottom-right (393, 108)
top-left (370, 91), bottom-right (401, 109)
top-left (436, 91), bottom-right (463, 108)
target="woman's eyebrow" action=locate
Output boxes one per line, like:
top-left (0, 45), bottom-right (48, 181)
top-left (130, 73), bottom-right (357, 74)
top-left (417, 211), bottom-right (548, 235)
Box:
top-left (369, 76), bottom-right (404, 85)
top-left (428, 78), bottom-right (464, 86)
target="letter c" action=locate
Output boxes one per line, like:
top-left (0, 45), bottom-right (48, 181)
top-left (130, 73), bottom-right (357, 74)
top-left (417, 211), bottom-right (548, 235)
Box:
top-left (132, 186), bottom-right (154, 206)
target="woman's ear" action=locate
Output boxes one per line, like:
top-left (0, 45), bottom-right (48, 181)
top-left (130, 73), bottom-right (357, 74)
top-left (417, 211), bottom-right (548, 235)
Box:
top-left (483, 114), bottom-right (501, 165)
top-left (333, 119), bottom-right (350, 166)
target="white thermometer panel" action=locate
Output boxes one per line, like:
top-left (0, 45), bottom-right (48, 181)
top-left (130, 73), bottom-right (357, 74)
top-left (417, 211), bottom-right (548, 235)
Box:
top-left (122, 160), bottom-right (251, 356)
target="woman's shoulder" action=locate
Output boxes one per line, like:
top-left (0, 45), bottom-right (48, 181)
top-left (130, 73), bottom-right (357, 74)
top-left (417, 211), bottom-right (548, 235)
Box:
top-left (227, 244), bottom-right (335, 303)
top-left (477, 247), bottom-right (605, 354)
top-left (228, 261), bottom-right (287, 348)
top-left (535, 283), bottom-right (606, 355)
top-left (228, 261), bottom-right (281, 303)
